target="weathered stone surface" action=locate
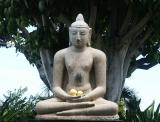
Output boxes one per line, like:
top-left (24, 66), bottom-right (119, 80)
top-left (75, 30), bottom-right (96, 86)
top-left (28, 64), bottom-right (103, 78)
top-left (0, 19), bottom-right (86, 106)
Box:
top-left (28, 117), bottom-right (122, 122)
top-left (36, 114), bottom-right (119, 121)
top-left (35, 13), bottom-right (118, 120)
top-left (29, 120), bottom-right (122, 122)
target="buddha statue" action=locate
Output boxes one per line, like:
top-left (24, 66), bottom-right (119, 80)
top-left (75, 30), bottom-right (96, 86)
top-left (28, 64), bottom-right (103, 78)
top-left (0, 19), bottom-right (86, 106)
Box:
top-left (36, 14), bottom-right (118, 120)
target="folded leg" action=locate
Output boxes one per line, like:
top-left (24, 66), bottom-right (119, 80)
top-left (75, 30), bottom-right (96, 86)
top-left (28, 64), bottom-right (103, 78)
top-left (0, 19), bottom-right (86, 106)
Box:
top-left (36, 98), bottom-right (94, 114)
top-left (56, 98), bottom-right (118, 116)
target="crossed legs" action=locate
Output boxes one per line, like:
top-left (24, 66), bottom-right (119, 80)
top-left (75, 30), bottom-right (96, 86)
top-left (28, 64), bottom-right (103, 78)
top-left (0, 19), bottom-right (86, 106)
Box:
top-left (36, 98), bottom-right (118, 116)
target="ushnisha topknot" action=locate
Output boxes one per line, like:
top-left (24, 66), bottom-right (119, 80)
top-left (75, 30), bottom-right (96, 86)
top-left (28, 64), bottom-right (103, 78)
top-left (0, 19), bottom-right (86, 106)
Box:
top-left (76, 13), bottom-right (84, 21)
top-left (70, 13), bottom-right (89, 28)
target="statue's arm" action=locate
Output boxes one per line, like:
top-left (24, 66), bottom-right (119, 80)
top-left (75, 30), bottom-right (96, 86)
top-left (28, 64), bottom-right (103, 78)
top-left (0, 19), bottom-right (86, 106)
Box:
top-left (53, 50), bottom-right (69, 100)
top-left (86, 51), bottom-right (107, 100)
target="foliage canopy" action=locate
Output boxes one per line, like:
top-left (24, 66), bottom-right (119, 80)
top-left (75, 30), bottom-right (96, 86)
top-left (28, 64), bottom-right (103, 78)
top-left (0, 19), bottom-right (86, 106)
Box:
top-left (0, 0), bottom-right (160, 101)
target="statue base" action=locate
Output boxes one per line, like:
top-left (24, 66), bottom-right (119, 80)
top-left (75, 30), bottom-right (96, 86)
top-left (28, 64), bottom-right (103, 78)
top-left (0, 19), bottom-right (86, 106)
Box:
top-left (29, 120), bottom-right (121, 122)
top-left (33, 114), bottom-right (119, 121)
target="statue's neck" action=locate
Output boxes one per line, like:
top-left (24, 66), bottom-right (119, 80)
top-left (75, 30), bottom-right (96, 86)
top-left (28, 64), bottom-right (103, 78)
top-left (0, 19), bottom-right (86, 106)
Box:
top-left (70, 46), bottom-right (87, 52)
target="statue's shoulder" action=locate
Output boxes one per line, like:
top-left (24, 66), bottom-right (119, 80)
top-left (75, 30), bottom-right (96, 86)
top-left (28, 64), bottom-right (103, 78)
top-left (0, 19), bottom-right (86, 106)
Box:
top-left (54, 48), bottom-right (68, 59)
top-left (89, 47), bottom-right (106, 59)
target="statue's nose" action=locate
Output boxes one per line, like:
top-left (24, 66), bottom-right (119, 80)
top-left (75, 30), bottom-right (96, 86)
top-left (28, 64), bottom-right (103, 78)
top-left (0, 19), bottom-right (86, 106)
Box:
top-left (76, 33), bottom-right (81, 41)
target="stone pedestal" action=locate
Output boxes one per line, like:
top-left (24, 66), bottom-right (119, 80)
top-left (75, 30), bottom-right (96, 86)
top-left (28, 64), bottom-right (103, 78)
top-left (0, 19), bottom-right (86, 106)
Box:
top-left (29, 114), bottom-right (121, 122)
top-left (29, 120), bottom-right (122, 122)
top-left (35, 114), bottom-right (119, 121)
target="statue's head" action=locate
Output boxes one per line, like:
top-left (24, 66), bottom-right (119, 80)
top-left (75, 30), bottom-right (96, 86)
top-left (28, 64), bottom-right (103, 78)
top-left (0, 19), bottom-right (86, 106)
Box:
top-left (69, 13), bottom-right (92, 47)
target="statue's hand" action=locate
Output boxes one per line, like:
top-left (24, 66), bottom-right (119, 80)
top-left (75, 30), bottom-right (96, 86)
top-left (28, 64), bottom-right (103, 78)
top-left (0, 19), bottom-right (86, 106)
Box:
top-left (67, 96), bottom-right (88, 102)
top-left (66, 95), bottom-right (81, 102)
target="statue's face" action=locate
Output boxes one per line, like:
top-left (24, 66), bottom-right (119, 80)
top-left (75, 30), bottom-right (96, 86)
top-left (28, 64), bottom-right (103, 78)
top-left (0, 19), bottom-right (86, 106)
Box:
top-left (69, 27), bottom-right (90, 48)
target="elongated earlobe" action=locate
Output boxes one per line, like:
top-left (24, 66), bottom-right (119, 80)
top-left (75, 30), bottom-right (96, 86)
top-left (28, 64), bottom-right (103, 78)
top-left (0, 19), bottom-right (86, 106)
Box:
top-left (69, 41), bottom-right (72, 46)
top-left (87, 28), bottom-right (92, 46)
top-left (89, 28), bottom-right (92, 35)
top-left (69, 28), bottom-right (72, 46)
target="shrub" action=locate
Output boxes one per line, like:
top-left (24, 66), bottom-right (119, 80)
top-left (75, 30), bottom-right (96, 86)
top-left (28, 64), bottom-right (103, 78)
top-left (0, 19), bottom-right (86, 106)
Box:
top-left (0, 87), bottom-right (39, 122)
top-left (119, 87), bottom-right (160, 122)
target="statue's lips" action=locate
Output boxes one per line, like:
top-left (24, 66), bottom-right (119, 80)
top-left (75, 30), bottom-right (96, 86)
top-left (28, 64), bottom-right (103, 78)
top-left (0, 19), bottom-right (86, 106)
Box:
top-left (76, 40), bottom-right (80, 42)
top-left (75, 42), bottom-right (82, 45)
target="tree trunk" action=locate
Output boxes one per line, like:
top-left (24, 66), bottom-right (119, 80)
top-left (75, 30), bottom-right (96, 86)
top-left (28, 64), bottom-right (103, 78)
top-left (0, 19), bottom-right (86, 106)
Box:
top-left (39, 48), bottom-right (53, 90)
top-left (106, 47), bottom-right (128, 102)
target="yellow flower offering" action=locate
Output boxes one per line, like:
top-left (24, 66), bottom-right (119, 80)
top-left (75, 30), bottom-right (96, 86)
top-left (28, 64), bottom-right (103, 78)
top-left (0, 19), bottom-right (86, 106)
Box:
top-left (69, 89), bottom-right (77, 96)
top-left (69, 89), bottom-right (84, 96)
top-left (77, 90), bottom-right (84, 96)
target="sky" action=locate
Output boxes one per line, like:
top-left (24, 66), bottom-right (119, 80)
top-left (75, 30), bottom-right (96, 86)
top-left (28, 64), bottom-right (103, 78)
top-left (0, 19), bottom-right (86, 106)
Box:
top-left (0, 47), bottom-right (160, 110)
top-left (0, 47), bottom-right (46, 99)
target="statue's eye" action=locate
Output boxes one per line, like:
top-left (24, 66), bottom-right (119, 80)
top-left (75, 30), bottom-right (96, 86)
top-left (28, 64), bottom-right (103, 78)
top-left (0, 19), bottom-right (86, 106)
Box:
top-left (80, 32), bottom-right (86, 35)
top-left (72, 32), bottom-right (77, 35)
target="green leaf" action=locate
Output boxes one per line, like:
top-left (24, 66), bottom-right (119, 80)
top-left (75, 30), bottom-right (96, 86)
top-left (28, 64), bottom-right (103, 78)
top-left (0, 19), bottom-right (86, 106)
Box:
top-left (146, 101), bottom-right (155, 119)
top-left (7, 18), bottom-right (18, 34)
top-left (0, 87), bottom-right (39, 122)
top-left (154, 103), bottom-right (160, 121)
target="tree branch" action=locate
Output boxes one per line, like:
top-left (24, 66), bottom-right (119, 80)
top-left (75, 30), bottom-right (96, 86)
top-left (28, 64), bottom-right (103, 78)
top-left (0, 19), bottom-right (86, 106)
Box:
top-left (0, 35), bottom-right (15, 47)
top-left (35, 61), bottom-right (51, 90)
top-left (56, 14), bottom-right (71, 27)
top-left (49, 17), bottom-right (57, 31)
top-left (136, 58), bottom-right (157, 70)
top-left (40, 48), bottom-right (53, 90)
top-left (119, 1), bottom-right (132, 36)
top-left (137, 28), bottom-right (153, 47)
top-left (123, 27), bottom-right (153, 78)
top-left (94, 33), bottom-right (103, 49)
top-left (89, 0), bottom-right (97, 33)
top-left (0, 41), bottom-right (7, 47)
top-left (129, 27), bottom-right (153, 57)
top-left (18, 26), bottom-right (29, 38)
top-left (109, 3), bottom-right (118, 38)
top-left (121, 11), bottom-right (151, 43)
top-left (138, 63), bottom-right (157, 69)
top-left (32, 15), bottom-right (42, 27)
top-left (42, 14), bottom-right (47, 27)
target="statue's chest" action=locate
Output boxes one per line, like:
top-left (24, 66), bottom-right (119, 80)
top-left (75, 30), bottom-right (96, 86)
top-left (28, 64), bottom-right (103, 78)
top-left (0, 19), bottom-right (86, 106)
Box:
top-left (65, 52), bottom-right (93, 72)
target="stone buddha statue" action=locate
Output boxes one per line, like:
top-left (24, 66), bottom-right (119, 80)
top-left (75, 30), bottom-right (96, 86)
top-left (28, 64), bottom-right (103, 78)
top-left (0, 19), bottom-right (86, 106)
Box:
top-left (36, 14), bottom-right (118, 120)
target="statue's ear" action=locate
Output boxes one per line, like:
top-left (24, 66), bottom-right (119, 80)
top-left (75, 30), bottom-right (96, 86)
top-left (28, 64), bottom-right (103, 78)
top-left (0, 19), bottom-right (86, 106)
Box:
top-left (87, 28), bottom-right (92, 47)
top-left (89, 28), bottom-right (92, 36)
top-left (69, 27), bottom-right (72, 46)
